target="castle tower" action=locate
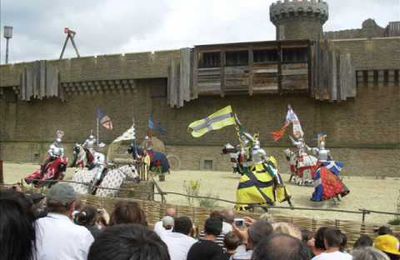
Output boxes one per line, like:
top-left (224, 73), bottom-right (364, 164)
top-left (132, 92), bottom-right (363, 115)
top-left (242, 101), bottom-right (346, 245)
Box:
top-left (270, 0), bottom-right (329, 40)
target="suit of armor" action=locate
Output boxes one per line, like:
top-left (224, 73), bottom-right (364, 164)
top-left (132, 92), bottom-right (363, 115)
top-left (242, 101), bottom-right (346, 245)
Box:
top-left (83, 134), bottom-right (106, 182)
top-left (82, 135), bottom-right (97, 154)
top-left (48, 139), bottom-right (64, 158)
top-left (251, 141), bottom-right (267, 165)
top-left (289, 136), bottom-right (310, 157)
top-left (312, 139), bottom-right (331, 162)
top-left (42, 136), bottom-right (64, 175)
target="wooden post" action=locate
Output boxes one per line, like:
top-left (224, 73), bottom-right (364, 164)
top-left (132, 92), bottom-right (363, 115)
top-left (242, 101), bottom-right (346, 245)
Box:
top-left (0, 160), bottom-right (3, 185)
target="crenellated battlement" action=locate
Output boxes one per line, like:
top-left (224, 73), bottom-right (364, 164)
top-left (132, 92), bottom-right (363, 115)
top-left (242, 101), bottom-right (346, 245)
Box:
top-left (270, 0), bottom-right (329, 25)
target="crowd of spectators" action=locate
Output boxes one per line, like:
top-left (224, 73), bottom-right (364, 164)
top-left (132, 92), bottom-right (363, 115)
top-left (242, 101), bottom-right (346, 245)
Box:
top-left (0, 183), bottom-right (399, 260)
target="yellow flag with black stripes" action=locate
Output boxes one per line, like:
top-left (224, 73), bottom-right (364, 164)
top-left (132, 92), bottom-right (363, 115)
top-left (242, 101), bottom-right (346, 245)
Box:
top-left (188, 106), bottom-right (236, 138)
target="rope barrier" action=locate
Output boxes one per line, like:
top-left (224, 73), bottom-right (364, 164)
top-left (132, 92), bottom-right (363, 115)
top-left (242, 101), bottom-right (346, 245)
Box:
top-left (1, 180), bottom-right (399, 223)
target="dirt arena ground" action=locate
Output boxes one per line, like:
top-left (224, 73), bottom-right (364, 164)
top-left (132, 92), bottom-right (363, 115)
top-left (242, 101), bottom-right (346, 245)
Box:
top-left (3, 162), bottom-right (399, 224)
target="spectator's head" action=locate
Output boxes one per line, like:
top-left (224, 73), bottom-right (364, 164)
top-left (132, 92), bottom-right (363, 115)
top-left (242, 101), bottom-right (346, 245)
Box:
top-left (165, 207), bottom-right (176, 218)
top-left (173, 216), bottom-right (193, 235)
top-left (323, 227), bottom-right (344, 250)
top-left (352, 247), bottom-right (390, 260)
top-left (75, 205), bottom-right (98, 227)
top-left (314, 227), bottom-right (328, 250)
top-left (272, 222), bottom-right (302, 240)
top-left (376, 226), bottom-right (393, 236)
top-left (374, 234), bottom-right (400, 260)
top-left (339, 230), bottom-right (348, 252)
top-left (46, 183), bottom-right (77, 216)
top-left (1, 189), bottom-right (34, 218)
top-left (252, 233), bottom-right (309, 260)
top-left (110, 201), bottom-right (147, 226)
top-left (0, 198), bottom-right (36, 260)
top-left (162, 216), bottom-right (174, 230)
top-left (354, 234), bottom-right (373, 249)
top-left (247, 220), bottom-right (273, 249)
top-left (224, 231), bottom-right (241, 252)
top-left (301, 229), bottom-right (313, 243)
top-left (222, 209), bottom-right (235, 224)
top-left (88, 224), bottom-right (170, 260)
top-left (210, 210), bottom-right (224, 221)
top-left (204, 217), bottom-right (223, 237)
top-left (25, 192), bottom-right (47, 218)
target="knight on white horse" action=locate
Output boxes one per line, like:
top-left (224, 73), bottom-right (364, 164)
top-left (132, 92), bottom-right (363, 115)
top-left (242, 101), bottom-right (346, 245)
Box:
top-left (272, 105), bottom-right (317, 186)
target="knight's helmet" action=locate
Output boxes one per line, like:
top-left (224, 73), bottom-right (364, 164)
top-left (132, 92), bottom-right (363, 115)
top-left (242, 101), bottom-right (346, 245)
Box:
top-left (89, 130), bottom-right (95, 141)
top-left (251, 133), bottom-right (267, 164)
top-left (55, 130), bottom-right (64, 146)
top-left (317, 133), bottom-right (327, 149)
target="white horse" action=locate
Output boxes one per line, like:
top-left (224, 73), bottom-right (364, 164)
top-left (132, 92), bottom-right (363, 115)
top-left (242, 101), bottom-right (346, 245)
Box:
top-left (284, 148), bottom-right (317, 186)
top-left (71, 164), bottom-right (139, 197)
top-left (96, 164), bottom-right (140, 197)
top-left (70, 168), bottom-right (96, 195)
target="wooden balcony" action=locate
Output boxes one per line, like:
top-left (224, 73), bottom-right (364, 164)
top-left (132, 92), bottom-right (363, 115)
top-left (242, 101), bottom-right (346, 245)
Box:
top-left (193, 40), bottom-right (311, 96)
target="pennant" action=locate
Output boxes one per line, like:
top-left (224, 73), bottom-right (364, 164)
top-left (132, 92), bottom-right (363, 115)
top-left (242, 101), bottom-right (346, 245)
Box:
top-left (188, 105), bottom-right (236, 138)
top-left (112, 124), bottom-right (135, 143)
top-left (272, 124), bottom-right (289, 142)
top-left (272, 105), bottom-right (303, 141)
top-left (96, 108), bottom-right (113, 130)
top-left (149, 114), bottom-right (167, 135)
top-left (286, 106), bottom-right (303, 138)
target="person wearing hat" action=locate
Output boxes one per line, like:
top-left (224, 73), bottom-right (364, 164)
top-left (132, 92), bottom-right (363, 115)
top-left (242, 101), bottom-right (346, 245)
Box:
top-left (35, 183), bottom-right (94, 260)
top-left (374, 234), bottom-right (400, 260)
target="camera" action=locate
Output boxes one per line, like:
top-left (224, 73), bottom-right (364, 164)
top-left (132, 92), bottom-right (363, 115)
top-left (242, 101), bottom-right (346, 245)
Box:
top-left (234, 218), bottom-right (245, 228)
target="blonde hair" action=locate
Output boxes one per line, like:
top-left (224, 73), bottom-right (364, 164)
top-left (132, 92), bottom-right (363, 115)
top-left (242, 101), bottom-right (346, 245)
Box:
top-left (271, 222), bottom-right (302, 240)
top-left (352, 247), bottom-right (390, 260)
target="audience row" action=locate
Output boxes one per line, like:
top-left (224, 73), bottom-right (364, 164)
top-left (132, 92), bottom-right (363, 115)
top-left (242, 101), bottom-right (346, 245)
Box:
top-left (0, 183), bottom-right (399, 260)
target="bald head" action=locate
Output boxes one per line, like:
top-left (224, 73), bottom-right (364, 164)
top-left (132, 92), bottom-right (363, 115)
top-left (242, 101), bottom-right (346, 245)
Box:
top-left (165, 208), bottom-right (176, 218)
top-left (222, 209), bottom-right (235, 224)
top-left (252, 233), bottom-right (309, 260)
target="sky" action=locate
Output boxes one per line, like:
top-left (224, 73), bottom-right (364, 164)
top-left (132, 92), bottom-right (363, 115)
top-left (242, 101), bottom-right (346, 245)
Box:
top-left (0, 0), bottom-right (399, 64)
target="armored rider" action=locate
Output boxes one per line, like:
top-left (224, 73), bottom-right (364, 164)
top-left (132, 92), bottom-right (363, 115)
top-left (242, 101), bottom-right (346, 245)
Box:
top-left (82, 132), bottom-right (97, 156)
top-left (82, 132), bottom-right (106, 185)
top-left (311, 133), bottom-right (332, 162)
top-left (42, 130), bottom-right (65, 175)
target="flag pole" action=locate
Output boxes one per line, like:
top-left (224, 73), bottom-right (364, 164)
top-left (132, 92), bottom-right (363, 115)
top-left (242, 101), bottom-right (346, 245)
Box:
top-left (96, 117), bottom-right (100, 147)
top-left (132, 117), bottom-right (138, 158)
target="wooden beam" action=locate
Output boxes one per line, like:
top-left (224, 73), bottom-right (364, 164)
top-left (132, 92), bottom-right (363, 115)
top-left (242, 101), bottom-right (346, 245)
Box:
top-left (249, 48), bottom-right (254, 96)
top-left (220, 52), bottom-right (225, 97)
top-left (277, 42), bottom-right (282, 94)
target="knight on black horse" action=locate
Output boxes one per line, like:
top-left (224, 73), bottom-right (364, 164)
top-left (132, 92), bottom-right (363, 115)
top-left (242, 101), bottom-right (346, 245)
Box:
top-left (128, 136), bottom-right (170, 175)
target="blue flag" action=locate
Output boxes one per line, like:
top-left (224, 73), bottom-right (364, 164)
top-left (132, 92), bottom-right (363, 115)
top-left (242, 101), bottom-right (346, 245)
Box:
top-left (149, 114), bottom-right (167, 135)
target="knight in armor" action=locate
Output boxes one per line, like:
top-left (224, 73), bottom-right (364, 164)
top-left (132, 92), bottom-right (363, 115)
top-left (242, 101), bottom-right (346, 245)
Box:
top-left (311, 133), bottom-right (332, 162)
top-left (289, 136), bottom-right (310, 157)
top-left (310, 133), bottom-right (349, 201)
top-left (143, 135), bottom-right (153, 151)
top-left (41, 130), bottom-right (65, 175)
top-left (82, 132), bottom-right (106, 189)
top-left (82, 133), bottom-right (97, 155)
top-left (234, 130), bottom-right (291, 210)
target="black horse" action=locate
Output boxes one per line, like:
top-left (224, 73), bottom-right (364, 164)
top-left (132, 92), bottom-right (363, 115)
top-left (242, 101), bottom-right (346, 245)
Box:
top-left (128, 145), bottom-right (170, 174)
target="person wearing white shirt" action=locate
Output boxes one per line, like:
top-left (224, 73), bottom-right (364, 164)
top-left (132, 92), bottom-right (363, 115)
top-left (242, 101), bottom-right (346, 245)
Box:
top-left (160, 216), bottom-right (197, 260)
top-left (311, 228), bottom-right (352, 260)
top-left (35, 183), bottom-right (94, 260)
top-left (154, 207), bottom-right (176, 235)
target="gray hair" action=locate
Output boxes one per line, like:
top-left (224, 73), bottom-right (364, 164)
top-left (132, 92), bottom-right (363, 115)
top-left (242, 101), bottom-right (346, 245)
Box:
top-left (352, 247), bottom-right (390, 260)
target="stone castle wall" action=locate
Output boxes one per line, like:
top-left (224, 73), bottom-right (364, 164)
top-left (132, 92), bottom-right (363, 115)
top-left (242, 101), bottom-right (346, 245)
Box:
top-left (0, 39), bottom-right (399, 176)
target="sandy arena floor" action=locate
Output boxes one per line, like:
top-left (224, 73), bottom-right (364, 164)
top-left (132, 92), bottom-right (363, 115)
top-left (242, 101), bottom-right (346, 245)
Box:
top-left (3, 162), bottom-right (399, 224)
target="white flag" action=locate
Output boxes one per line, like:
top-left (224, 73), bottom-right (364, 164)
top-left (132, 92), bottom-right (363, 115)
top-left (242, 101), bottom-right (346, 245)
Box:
top-left (285, 106), bottom-right (304, 138)
top-left (112, 125), bottom-right (135, 143)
